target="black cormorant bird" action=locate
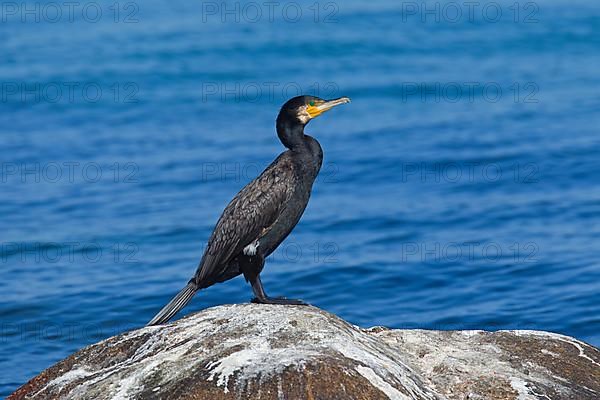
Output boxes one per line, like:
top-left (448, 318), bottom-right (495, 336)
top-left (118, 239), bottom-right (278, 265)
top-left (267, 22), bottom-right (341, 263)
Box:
top-left (147, 95), bottom-right (350, 325)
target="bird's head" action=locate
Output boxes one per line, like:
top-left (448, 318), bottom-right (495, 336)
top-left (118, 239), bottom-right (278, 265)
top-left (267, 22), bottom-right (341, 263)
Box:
top-left (276, 95), bottom-right (350, 149)
top-left (278, 95), bottom-right (351, 126)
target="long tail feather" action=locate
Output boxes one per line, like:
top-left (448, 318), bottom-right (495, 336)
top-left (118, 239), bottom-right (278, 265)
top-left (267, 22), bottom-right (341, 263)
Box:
top-left (147, 282), bottom-right (197, 326)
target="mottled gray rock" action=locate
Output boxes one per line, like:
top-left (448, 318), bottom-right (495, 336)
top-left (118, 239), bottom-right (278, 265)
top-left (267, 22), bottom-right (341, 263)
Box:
top-left (9, 304), bottom-right (600, 400)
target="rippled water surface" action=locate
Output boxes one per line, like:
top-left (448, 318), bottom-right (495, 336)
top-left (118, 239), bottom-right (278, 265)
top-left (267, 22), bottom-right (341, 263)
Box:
top-left (1, 0), bottom-right (599, 395)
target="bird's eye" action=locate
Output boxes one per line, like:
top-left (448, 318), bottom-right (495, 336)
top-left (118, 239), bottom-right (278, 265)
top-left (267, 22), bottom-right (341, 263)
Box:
top-left (309, 101), bottom-right (315, 106)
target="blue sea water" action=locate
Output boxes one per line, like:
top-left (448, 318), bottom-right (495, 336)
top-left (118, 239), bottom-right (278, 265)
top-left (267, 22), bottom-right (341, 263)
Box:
top-left (1, 0), bottom-right (599, 395)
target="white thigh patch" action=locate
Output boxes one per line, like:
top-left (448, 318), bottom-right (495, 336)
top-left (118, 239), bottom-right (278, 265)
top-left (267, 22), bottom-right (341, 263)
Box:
top-left (243, 240), bottom-right (260, 256)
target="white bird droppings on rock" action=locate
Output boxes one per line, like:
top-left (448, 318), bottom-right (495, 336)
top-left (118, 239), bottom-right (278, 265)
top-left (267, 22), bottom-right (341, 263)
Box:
top-left (9, 304), bottom-right (600, 400)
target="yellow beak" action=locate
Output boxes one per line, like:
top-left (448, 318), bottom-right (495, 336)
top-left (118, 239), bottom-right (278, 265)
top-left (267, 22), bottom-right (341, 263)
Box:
top-left (306, 97), bottom-right (351, 118)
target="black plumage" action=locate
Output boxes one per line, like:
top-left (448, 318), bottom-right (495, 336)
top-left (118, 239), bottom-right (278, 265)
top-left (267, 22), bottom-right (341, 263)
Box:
top-left (147, 95), bottom-right (350, 325)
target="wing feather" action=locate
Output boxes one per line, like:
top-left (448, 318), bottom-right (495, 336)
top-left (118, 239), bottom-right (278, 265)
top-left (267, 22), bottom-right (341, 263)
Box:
top-left (193, 153), bottom-right (295, 284)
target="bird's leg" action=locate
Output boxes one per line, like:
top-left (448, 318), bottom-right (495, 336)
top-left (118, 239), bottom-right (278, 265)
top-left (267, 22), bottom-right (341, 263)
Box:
top-left (249, 275), bottom-right (308, 306)
top-left (239, 253), bottom-right (308, 306)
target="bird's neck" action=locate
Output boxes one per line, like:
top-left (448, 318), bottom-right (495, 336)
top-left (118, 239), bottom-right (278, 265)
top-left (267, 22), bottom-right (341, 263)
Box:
top-left (276, 117), bottom-right (322, 175)
top-left (276, 117), bottom-right (306, 151)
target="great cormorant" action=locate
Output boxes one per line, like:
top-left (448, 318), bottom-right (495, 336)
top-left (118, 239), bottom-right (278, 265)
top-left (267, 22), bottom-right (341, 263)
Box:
top-left (147, 95), bottom-right (350, 326)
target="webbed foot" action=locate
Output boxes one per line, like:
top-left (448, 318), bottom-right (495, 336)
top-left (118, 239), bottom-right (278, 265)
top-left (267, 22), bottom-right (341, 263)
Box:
top-left (251, 296), bottom-right (308, 306)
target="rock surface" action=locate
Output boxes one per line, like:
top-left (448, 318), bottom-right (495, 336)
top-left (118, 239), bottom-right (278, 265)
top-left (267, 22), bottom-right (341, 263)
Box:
top-left (9, 304), bottom-right (600, 400)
